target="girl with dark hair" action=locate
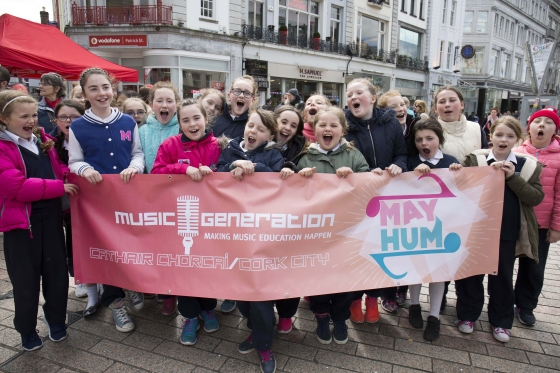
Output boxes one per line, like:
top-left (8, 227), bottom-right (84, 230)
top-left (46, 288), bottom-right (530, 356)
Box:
top-left (37, 72), bottom-right (66, 133)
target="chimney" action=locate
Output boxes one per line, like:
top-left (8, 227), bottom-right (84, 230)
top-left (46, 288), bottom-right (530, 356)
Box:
top-left (40, 7), bottom-right (49, 25)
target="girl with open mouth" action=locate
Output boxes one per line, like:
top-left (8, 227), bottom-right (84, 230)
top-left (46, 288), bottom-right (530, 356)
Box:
top-left (302, 94), bottom-right (331, 142)
top-left (211, 76), bottom-right (257, 140)
top-left (511, 108), bottom-right (560, 328)
top-left (344, 78), bottom-right (408, 322)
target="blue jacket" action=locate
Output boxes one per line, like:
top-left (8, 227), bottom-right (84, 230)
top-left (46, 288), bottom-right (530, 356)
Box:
top-left (217, 136), bottom-right (284, 172)
top-left (37, 97), bottom-right (59, 134)
top-left (211, 102), bottom-right (249, 139)
top-left (344, 107), bottom-right (408, 171)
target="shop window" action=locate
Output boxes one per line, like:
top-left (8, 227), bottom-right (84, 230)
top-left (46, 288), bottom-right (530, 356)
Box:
top-left (476, 11), bottom-right (487, 33)
top-left (322, 83), bottom-right (340, 106)
top-left (182, 69), bottom-right (228, 99)
top-left (399, 28), bottom-right (421, 59)
top-left (464, 11), bottom-right (473, 33)
top-left (201, 0), bottom-right (213, 18)
top-left (279, 1), bottom-right (320, 40)
top-left (330, 6), bottom-right (341, 45)
top-left (248, 0), bottom-right (264, 28)
top-left (357, 15), bottom-right (386, 57)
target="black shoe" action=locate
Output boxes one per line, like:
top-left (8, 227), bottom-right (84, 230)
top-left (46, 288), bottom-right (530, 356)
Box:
top-left (258, 350), bottom-right (276, 373)
top-left (43, 317), bottom-right (67, 342)
top-left (83, 300), bottom-right (100, 317)
top-left (408, 304), bottom-right (423, 329)
top-left (315, 313), bottom-right (332, 344)
top-left (423, 316), bottom-right (440, 341)
top-left (440, 295), bottom-right (447, 311)
top-left (21, 331), bottom-right (43, 351)
top-left (515, 307), bottom-right (536, 326)
top-left (238, 333), bottom-right (255, 354)
top-left (332, 319), bottom-right (348, 344)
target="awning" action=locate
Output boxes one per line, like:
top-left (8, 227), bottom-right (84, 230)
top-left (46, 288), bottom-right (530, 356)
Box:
top-left (0, 13), bottom-right (138, 82)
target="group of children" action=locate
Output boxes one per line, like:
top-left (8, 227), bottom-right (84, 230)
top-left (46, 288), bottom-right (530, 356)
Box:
top-left (0, 66), bottom-right (558, 373)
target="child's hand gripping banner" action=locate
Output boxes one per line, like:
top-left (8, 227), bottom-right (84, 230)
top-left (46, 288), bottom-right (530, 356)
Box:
top-left (69, 167), bottom-right (504, 301)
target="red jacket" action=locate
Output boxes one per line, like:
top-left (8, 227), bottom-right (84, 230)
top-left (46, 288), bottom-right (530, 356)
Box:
top-left (0, 128), bottom-right (68, 232)
top-left (514, 137), bottom-right (560, 231)
top-left (151, 132), bottom-right (221, 175)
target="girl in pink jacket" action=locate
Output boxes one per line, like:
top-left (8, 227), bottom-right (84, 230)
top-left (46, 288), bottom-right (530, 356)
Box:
top-left (513, 108), bottom-right (560, 326)
top-left (0, 91), bottom-right (78, 351)
top-left (151, 98), bottom-right (222, 346)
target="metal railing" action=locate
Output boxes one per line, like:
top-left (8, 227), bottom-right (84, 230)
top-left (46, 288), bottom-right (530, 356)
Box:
top-left (71, 2), bottom-right (172, 26)
top-left (242, 25), bottom-right (428, 71)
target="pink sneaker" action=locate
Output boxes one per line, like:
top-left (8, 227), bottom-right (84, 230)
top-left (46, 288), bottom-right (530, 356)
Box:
top-left (277, 317), bottom-right (293, 334)
top-left (162, 296), bottom-right (177, 315)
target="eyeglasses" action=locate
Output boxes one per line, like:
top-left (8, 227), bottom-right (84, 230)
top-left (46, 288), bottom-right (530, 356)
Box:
top-left (125, 110), bottom-right (146, 116)
top-left (230, 89), bottom-right (254, 98)
top-left (56, 115), bottom-right (81, 122)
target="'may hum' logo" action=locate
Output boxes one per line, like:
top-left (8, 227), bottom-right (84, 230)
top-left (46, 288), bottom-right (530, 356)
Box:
top-left (366, 173), bottom-right (461, 279)
top-left (177, 196), bottom-right (199, 255)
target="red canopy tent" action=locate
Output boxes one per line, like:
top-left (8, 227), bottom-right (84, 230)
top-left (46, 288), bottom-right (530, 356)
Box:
top-left (0, 14), bottom-right (138, 82)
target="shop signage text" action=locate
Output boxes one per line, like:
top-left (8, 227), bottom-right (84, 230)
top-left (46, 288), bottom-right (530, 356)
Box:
top-left (246, 59), bottom-right (268, 76)
top-left (437, 76), bottom-right (452, 85)
top-left (300, 68), bottom-right (323, 80)
top-left (89, 35), bottom-right (148, 47)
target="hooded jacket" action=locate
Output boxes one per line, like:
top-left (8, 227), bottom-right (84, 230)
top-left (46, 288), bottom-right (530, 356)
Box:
top-left (297, 139), bottom-right (369, 174)
top-left (344, 107), bottom-right (408, 171)
top-left (0, 128), bottom-right (68, 232)
top-left (217, 136), bottom-right (284, 172)
top-left (465, 149), bottom-right (544, 261)
top-left (151, 131), bottom-right (223, 174)
top-left (211, 102), bottom-right (249, 139)
top-left (513, 137), bottom-right (560, 231)
top-left (139, 112), bottom-right (179, 173)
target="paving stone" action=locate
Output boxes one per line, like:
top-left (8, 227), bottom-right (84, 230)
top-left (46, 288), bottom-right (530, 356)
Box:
top-left (394, 338), bottom-right (470, 365)
top-left (218, 357), bottom-right (260, 373)
top-left (102, 362), bottom-right (150, 372)
top-left (486, 344), bottom-right (529, 363)
top-left (34, 341), bottom-right (114, 373)
top-left (284, 356), bottom-right (362, 373)
top-left (432, 334), bottom-right (488, 354)
top-left (192, 367), bottom-right (218, 373)
top-left (89, 339), bottom-right (194, 372)
top-left (377, 323), bottom-right (426, 342)
top-left (273, 338), bottom-right (317, 360)
top-left (470, 353), bottom-right (559, 373)
top-left (275, 328), bottom-right (307, 344)
top-left (540, 342), bottom-right (560, 357)
top-left (301, 332), bottom-right (358, 355)
top-left (432, 359), bottom-right (492, 373)
top-left (1, 351), bottom-right (58, 373)
top-left (317, 348), bottom-right (393, 373)
top-left (527, 351), bottom-right (560, 370)
top-left (69, 318), bottom-right (128, 343)
top-left (345, 327), bottom-right (394, 349)
top-left (393, 365), bottom-right (431, 373)
top-left (213, 340), bottom-right (289, 369)
top-left (122, 331), bottom-right (163, 352)
top-left (152, 339), bottom-right (227, 370)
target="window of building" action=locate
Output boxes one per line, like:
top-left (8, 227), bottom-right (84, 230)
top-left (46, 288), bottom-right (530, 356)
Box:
top-left (439, 40), bottom-right (445, 66)
top-left (476, 11), bottom-right (487, 33)
top-left (462, 47), bottom-right (484, 74)
top-left (401, 0), bottom-right (407, 12)
top-left (464, 11), bottom-right (473, 33)
top-left (447, 42), bottom-right (454, 69)
top-left (442, 0), bottom-right (447, 24)
top-left (501, 53), bottom-right (510, 78)
top-left (357, 15), bottom-right (386, 56)
top-left (330, 6), bottom-right (341, 45)
top-left (201, 0), bottom-right (213, 18)
top-left (524, 58), bottom-right (531, 84)
top-left (494, 13), bottom-right (499, 34)
top-left (505, 20), bottom-right (510, 40)
top-left (399, 28), bottom-right (421, 59)
top-left (248, 0), bottom-right (264, 28)
top-left (517, 24), bottom-right (524, 44)
top-left (514, 56), bottom-right (522, 80)
top-left (279, 1), bottom-right (320, 40)
top-left (419, 0), bottom-right (424, 19)
top-left (499, 16), bottom-right (504, 38)
top-left (450, 1), bottom-right (457, 26)
top-left (509, 21), bottom-right (515, 40)
top-left (489, 49), bottom-right (498, 76)
top-left (410, 0), bottom-right (416, 16)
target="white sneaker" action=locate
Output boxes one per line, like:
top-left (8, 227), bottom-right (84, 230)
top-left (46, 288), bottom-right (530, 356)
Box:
top-left (457, 320), bottom-right (474, 334)
top-left (75, 283), bottom-right (87, 298)
top-left (492, 327), bottom-right (510, 342)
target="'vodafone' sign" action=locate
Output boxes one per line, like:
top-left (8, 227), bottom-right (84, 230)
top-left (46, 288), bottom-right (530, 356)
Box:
top-left (89, 35), bottom-right (147, 47)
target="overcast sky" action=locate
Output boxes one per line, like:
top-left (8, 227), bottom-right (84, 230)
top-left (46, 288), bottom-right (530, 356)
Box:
top-left (2, 0), bottom-right (54, 23)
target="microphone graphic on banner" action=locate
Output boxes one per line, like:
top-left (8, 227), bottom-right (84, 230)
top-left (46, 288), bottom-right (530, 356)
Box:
top-left (177, 196), bottom-right (199, 255)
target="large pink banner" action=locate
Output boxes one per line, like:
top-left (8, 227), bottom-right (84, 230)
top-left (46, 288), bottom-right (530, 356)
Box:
top-left (69, 167), bottom-right (504, 301)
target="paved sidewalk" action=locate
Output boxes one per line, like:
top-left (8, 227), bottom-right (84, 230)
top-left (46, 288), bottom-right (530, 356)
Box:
top-left (0, 236), bottom-right (560, 373)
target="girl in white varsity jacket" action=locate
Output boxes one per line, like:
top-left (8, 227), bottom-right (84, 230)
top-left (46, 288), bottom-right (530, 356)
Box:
top-left (68, 68), bottom-right (144, 334)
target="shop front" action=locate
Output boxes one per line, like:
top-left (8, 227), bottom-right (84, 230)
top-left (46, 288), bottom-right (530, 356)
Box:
top-left (268, 63), bottom-right (345, 107)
